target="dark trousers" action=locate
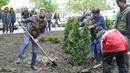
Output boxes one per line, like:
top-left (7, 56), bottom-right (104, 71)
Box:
top-left (103, 51), bottom-right (129, 73)
top-left (48, 20), bottom-right (51, 31)
top-left (9, 22), bottom-right (14, 33)
top-left (54, 19), bottom-right (60, 27)
top-left (127, 39), bottom-right (130, 51)
top-left (3, 22), bottom-right (9, 33)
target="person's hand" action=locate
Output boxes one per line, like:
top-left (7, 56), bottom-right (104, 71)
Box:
top-left (20, 18), bottom-right (25, 22)
top-left (34, 39), bottom-right (39, 43)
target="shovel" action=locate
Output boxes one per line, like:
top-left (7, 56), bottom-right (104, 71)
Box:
top-left (80, 63), bottom-right (101, 73)
top-left (17, 20), bottom-right (57, 66)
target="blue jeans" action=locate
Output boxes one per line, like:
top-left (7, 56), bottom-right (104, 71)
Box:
top-left (24, 22), bottom-right (30, 29)
top-left (18, 33), bottom-right (38, 66)
top-left (89, 40), bottom-right (102, 62)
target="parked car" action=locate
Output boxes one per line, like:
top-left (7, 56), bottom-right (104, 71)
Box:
top-left (0, 20), bottom-right (19, 30)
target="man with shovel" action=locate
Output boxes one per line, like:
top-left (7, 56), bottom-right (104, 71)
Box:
top-left (95, 26), bottom-right (129, 73)
top-left (16, 12), bottom-right (47, 70)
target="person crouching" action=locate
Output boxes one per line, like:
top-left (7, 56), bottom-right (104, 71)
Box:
top-left (95, 26), bottom-right (129, 73)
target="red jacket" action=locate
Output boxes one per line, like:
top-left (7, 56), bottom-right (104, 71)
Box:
top-left (101, 29), bottom-right (128, 53)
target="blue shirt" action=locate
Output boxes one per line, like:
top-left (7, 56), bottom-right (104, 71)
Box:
top-left (91, 15), bottom-right (106, 30)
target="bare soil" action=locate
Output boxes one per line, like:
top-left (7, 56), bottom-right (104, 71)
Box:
top-left (0, 31), bottom-right (125, 73)
top-left (0, 31), bottom-right (84, 73)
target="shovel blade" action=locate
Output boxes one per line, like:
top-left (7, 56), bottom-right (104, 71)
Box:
top-left (51, 61), bottom-right (57, 66)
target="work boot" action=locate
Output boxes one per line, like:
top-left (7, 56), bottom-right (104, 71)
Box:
top-left (31, 65), bottom-right (37, 70)
top-left (16, 58), bottom-right (22, 64)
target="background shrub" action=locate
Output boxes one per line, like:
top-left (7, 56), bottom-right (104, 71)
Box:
top-left (105, 16), bottom-right (112, 30)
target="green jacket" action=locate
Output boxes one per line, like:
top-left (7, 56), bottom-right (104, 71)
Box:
top-left (114, 6), bottom-right (130, 34)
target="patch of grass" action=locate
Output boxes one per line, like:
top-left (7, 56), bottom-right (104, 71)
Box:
top-left (47, 35), bottom-right (60, 43)
top-left (38, 35), bottom-right (46, 42)
top-left (39, 35), bottom-right (60, 43)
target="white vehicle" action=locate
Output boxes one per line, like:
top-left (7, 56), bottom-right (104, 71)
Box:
top-left (0, 20), bottom-right (19, 30)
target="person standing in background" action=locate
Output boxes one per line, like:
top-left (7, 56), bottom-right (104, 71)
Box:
top-left (21, 7), bottom-right (31, 29)
top-left (53, 12), bottom-right (61, 27)
top-left (9, 7), bottom-right (16, 33)
top-left (0, 9), bottom-right (2, 20)
top-left (46, 10), bottom-right (52, 31)
top-left (30, 8), bottom-right (37, 17)
top-left (1, 7), bottom-right (11, 34)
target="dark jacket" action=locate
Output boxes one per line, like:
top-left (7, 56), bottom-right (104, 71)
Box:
top-left (21, 10), bottom-right (30, 19)
top-left (10, 12), bottom-right (16, 23)
top-left (114, 6), bottom-right (130, 39)
top-left (22, 16), bottom-right (47, 38)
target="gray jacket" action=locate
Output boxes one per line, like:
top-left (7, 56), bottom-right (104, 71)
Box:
top-left (2, 12), bottom-right (11, 24)
top-left (114, 6), bottom-right (130, 38)
top-left (46, 12), bottom-right (52, 21)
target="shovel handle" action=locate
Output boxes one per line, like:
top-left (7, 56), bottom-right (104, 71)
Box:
top-left (93, 63), bottom-right (102, 68)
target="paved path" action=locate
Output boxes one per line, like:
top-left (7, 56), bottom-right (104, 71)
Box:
top-left (0, 27), bottom-right (64, 34)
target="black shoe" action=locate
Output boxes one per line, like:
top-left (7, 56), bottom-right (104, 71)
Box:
top-left (31, 65), bottom-right (37, 70)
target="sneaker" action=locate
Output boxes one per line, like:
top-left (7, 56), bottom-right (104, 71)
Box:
top-left (31, 65), bottom-right (37, 70)
top-left (16, 58), bottom-right (22, 64)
